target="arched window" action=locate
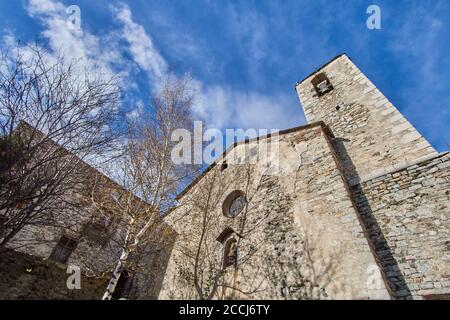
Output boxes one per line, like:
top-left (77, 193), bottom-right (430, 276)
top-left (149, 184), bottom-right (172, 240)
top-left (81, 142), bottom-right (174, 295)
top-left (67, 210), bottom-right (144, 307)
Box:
top-left (216, 227), bottom-right (242, 269)
top-left (223, 237), bottom-right (238, 268)
top-left (220, 161), bottom-right (228, 171)
top-left (222, 190), bottom-right (246, 218)
top-left (311, 72), bottom-right (333, 97)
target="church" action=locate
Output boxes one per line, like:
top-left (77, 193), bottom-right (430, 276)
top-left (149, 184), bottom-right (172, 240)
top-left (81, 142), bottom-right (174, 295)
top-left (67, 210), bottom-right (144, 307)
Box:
top-left (1, 54), bottom-right (448, 300)
top-left (158, 54), bottom-right (450, 300)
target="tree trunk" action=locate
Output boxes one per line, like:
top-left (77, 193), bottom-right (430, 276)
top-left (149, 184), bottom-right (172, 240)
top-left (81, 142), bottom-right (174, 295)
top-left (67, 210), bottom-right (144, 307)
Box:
top-left (102, 248), bottom-right (129, 300)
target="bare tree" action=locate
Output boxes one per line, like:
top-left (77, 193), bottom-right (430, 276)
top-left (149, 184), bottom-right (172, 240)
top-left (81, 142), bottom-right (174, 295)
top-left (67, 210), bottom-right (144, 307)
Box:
top-left (0, 45), bottom-right (121, 250)
top-left (165, 158), bottom-right (278, 300)
top-left (96, 74), bottom-right (200, 300)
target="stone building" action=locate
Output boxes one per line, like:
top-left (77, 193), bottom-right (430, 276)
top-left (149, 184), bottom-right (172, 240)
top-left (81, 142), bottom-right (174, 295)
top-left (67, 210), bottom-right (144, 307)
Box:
top-left (159, 54), bottom-right (450, 300)
top-left (2, 54), bottom-right (448, 300)
top-left (1, 124), bottom-right (174, 299)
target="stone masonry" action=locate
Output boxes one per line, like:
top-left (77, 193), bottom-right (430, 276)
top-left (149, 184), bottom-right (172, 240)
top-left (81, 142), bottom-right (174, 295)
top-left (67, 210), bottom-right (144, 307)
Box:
top-left (294, 54), bottom-right (449, 299)
top-left (351, 153), bottom-right (450, 299)
top-left (159, 54), bottom-right (449, 300)
top-left (0, 249), bottom-right (108, 299)
top-left (4, 54), bottom-right (446, 300)
top-left (295, 54), bottom-right (437, 184)
top-left (2, 136), bottom-right (174, 300)
top-left (160, 123), bottom-right (391, 300)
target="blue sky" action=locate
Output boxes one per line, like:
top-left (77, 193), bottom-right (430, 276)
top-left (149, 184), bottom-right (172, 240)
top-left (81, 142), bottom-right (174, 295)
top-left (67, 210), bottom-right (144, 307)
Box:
top-left (0, 0), bottom-right (449, 151)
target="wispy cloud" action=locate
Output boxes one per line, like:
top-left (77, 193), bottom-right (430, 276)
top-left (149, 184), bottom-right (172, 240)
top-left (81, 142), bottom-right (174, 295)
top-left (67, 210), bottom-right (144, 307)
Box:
top-left (2, 0), bottom-right (447, 153)
top-left (2, 0), bottom-right (323, 142)
top-left (193, 83), bottom-right (301, 131)
top-left (112, 3), bottom-right (167, 87)
top-left (106, 1), bottom-right (301, 133)
top-left (24, 0), bottom-right (126, 81)
top-left (388, 1), bottom-right (450, 149)
top-left (5, 0), bottom-right (167, 96)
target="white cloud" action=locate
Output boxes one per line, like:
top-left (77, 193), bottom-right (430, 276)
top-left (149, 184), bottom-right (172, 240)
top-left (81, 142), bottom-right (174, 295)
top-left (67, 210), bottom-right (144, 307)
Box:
top-left (112, 3), bottom-right (168, 87)
top-left (126, 100), bottom-right (144, 121)
top-left (2, 0), bottom-right (129, 107)
top-left (388, 3), bottom-right (449, 149)
top-left (11, 0), bottom-right (303, 139)
top-left (225, 5), bottom-right (269, 86)
top-left (25, 0), bottom-right (122, 80)
top-left (193, 82), bottom-right (301, 131)
top-left (227, 6), bottom-right (268, 62)
top-left (26, 0), bottom-right (65, 16)
top-left (108, 3), bottom-right (300, 133)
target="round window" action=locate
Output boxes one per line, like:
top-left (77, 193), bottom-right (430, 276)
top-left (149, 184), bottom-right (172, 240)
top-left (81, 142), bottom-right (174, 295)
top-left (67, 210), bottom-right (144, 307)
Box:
top-left (223, 191), bottom-right (246, 218)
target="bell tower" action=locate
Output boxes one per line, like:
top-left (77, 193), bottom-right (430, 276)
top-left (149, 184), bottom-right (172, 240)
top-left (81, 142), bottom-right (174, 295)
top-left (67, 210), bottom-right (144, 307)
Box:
top-left (295, 54), bottom-right (437, 184)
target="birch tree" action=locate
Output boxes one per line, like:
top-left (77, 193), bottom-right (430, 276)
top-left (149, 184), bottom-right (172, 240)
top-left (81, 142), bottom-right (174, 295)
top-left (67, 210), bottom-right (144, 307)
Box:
top-left (99, 75), bottom-right (199, 300)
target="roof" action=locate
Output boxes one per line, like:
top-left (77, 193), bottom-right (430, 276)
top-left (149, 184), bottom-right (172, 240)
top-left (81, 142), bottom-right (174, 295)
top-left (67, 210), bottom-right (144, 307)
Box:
top-left (176, 121), bottom-right (333, 200)
top-left (216, 226), bottom-right (243, 243)
top-left (294, 53), bottom-right (350, 88)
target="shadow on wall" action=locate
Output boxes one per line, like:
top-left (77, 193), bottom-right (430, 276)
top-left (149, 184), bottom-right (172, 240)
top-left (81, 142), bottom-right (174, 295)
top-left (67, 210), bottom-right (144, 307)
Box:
top-left (332, 137), bottom-right (358, 182)
top-left (0, 249), bottom-right (108, 299)
top-left (332, 136), bottom-right (413, 300)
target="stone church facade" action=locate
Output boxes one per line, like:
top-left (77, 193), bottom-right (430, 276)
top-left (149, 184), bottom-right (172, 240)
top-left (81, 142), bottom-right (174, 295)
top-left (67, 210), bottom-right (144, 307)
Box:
top-left (159, 54), bottom-right (450, 300)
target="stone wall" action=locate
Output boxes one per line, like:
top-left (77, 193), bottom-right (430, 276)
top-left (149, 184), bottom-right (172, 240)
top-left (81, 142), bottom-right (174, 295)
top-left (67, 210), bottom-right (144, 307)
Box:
top-left (159, 123), bottom-right (390, 300)
top-left (6, 221), bottom-right (173, 300)
top-left (351, 153), bottom-right (450, 299)
top-left (4, 173), bottom-right (174, 300)
top-left (0, 249), bottom-right (108, 299)
top-left (295, 54), bottom-right (437, 183)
